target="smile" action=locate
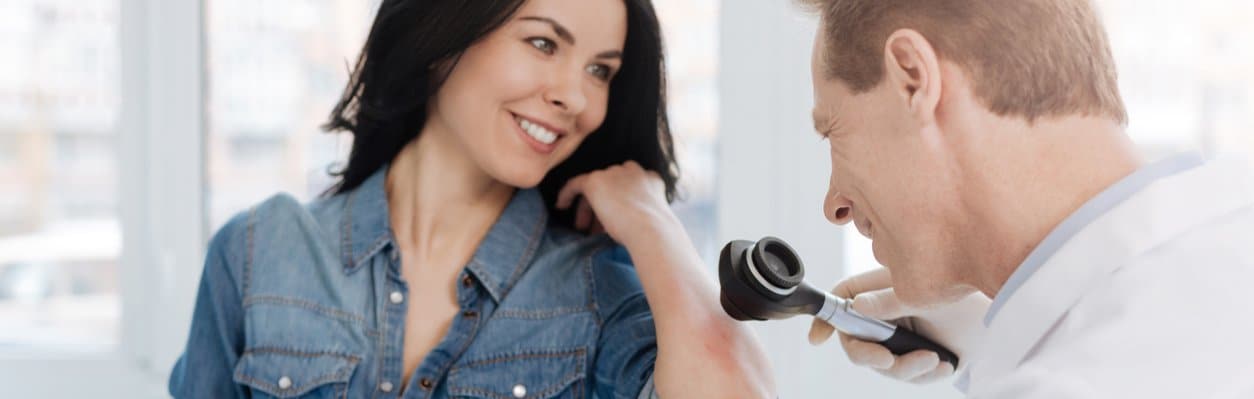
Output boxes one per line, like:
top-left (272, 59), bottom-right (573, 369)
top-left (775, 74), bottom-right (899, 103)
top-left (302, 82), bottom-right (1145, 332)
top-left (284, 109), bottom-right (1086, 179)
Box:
top-left (514, 115), bottom-right (561, 145)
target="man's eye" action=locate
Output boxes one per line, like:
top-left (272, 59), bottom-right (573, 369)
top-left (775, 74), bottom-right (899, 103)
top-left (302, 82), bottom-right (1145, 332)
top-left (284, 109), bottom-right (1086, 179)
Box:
top-left (528, 37), bottom-right (556, 55)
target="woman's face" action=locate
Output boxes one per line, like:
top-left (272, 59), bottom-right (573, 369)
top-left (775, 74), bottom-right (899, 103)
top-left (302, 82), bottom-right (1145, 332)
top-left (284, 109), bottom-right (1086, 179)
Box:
top-left (428, 0), bottom-right (628, 188)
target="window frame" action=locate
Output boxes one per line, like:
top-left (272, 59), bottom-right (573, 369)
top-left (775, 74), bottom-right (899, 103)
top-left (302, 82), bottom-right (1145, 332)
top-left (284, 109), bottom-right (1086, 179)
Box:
top-left (0, 0), bottom-right (206, 396)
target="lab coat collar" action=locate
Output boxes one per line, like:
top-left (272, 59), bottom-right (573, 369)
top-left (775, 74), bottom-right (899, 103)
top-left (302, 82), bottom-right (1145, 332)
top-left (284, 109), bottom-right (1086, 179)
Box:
top-left (970, 156), bottom-right (1254, 381)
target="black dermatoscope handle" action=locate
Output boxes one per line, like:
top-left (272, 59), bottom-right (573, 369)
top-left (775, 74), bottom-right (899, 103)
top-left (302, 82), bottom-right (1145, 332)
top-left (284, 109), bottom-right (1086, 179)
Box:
top-left (717, 237), bottom-right (959, 369)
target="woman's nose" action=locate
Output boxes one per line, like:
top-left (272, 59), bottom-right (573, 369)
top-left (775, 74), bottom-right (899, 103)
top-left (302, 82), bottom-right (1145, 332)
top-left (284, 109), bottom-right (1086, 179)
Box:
top-left (543, 69), bottom-right (587, 114)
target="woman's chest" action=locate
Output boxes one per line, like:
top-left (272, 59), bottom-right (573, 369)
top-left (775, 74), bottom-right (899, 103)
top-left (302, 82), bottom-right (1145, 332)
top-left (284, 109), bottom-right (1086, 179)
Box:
top-left (233, 251), bottom-right (602, 399)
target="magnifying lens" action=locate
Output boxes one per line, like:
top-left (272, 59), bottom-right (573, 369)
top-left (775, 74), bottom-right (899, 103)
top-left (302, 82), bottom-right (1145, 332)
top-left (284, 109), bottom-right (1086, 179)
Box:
top-left (718, 236), bottom-right (959, 368)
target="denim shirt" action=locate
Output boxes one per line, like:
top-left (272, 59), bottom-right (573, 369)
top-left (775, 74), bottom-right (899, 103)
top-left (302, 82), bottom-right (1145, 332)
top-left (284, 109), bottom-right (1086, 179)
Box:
top-left (169, 166), bottom-right (659, 399)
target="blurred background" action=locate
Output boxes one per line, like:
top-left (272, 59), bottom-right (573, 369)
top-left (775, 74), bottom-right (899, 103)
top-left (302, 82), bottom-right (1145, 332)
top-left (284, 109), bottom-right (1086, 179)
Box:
top-left (1, 0), bottom-right (1252, 397)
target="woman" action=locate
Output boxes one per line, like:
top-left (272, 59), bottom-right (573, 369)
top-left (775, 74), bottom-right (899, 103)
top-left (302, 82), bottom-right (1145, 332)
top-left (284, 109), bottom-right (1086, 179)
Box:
top-left (168, 0), bottom-right (774, 398)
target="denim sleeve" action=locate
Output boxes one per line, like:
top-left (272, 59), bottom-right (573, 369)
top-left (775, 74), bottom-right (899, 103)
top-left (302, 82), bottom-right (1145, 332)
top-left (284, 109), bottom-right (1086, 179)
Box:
top-left (168, 211), bottom-right (251, 398)
top-left (590, 244), bottom-right (658, 399)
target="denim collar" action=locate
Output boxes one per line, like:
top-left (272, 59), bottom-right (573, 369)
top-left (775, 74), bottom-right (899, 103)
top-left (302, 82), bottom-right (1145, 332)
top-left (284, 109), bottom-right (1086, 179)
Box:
top-left (341, 165), bottom-right (549, 302)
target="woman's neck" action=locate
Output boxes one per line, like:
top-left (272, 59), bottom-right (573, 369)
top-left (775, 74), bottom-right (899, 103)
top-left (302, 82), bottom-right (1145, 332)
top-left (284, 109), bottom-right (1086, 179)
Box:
top-left (385, 126), bottom-right (515, 264)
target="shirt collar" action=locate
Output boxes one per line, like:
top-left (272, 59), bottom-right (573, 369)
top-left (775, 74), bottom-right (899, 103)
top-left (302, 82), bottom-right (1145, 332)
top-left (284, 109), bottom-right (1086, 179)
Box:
top-left (983, 153), bottom-right (1205, 326)
top-left (341, 165), bottom-right (548, 302)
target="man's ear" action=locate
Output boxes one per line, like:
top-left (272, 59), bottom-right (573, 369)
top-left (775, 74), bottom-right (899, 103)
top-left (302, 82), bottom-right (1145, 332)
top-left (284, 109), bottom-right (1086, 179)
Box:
top-left (883, 29), bottom-right (943, 126)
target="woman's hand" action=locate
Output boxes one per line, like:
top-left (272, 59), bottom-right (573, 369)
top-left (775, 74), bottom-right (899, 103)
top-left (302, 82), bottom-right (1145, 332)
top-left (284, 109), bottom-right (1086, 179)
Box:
top-left (558, 161), bottom-right (777, 398)
top-left (555, 161), bottom-right (676, 247)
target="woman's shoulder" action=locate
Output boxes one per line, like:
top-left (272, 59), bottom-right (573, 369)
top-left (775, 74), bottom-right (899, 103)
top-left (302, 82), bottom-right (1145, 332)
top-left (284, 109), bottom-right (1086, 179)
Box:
top-left (207, 192), bottom-right (349, 260)
top-left (538, 227), bottom-right (643, 304)
top-left (541, 227), bottom-right (633, 268)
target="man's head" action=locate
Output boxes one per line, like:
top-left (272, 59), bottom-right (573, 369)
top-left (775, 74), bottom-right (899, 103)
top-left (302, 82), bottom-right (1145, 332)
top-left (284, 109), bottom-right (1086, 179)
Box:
top-left (802, 0), bottom-right (1127, 304)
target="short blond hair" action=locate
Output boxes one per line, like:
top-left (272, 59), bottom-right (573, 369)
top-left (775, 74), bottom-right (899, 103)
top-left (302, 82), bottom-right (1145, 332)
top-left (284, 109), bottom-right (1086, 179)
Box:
top-left (801, 0), bottom-right (1127, 124)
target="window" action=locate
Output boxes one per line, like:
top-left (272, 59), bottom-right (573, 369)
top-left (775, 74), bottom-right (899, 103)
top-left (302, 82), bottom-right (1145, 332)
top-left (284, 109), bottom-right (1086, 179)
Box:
top-left (0, 0), bottom-right (122, 353)
top-left (204, 0), bottom-right (368, 231)
top-left (658, 0), bottom-right (720, 261)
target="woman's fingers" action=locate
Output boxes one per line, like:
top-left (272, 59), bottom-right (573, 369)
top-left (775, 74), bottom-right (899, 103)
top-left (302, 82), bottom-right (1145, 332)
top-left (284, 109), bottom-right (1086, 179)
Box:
top-left (556, 173), bottom-right (591, 210)
top-left (575, 198), bottom-right (594, 231)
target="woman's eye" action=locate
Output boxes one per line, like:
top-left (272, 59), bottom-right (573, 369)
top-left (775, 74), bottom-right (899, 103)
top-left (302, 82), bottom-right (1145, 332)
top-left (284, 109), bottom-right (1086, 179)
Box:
top-left (528, 37), bottom-right (556, 55)
top-left (586, 64), bottom-right (611, 81)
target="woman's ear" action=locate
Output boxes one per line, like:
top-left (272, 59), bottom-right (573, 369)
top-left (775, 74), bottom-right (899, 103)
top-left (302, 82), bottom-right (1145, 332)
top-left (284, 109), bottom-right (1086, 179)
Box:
top-left (883, 29), bottom-right (943, 127)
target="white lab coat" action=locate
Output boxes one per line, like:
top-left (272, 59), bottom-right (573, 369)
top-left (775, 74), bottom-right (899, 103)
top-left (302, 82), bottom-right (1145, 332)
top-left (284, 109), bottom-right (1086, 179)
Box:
top-left (965, 157), bottom-right (1254, 399)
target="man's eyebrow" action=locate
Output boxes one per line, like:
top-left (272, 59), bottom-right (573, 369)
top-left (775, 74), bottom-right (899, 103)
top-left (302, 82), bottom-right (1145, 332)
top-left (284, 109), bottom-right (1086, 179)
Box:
top-left (519, 16), bottom-right (575, 45)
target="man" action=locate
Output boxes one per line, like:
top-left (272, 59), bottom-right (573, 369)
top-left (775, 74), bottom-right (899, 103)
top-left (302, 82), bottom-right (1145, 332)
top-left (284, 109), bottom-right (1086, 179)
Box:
top-left (797, 0), bottom-right (1254, 397)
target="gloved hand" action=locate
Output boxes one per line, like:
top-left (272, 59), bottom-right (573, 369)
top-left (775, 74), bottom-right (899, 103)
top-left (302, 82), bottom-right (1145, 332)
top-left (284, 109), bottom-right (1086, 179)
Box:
top-left (808, 267), bottom-right (991, 383)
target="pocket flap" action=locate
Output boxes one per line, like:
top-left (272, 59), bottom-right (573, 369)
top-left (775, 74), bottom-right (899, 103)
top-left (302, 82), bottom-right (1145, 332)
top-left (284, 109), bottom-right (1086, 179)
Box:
top-left (232, 348), bottom-right (359, 398)
top-left (447, 348), bottom-right (586, 399)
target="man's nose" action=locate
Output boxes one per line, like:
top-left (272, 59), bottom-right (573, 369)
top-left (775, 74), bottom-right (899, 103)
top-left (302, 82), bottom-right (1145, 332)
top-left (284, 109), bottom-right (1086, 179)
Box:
top-left (824, 189), bottom-right (854, 225)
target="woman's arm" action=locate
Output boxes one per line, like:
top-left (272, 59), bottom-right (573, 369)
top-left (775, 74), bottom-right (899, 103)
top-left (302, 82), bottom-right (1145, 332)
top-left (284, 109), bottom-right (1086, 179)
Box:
top-left (168, 213), bottom-right (250, 399)
top-left (558, 161), bottom-right (776, 399)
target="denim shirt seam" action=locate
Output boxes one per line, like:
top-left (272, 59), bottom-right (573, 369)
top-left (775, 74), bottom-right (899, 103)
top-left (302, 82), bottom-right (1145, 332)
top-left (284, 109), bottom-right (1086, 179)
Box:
top-left (243, 205), bottom-right (257, 297)
top-left (340, 189), bottom-right (354, 269)
top-left (438, 297), bottom-right (489, 393)
top-left (447, 348), bottom-right (588, 399)
top-left (497, 214), bottom-right (548, 301)
top-left (585, 248), bottom-right (604, 330)
top-left (353, 237), bottom-right (390, 271)
top-left (241, 347), bottom-right (362, 362)
top-left (241, 295), bottom-right (368, 324)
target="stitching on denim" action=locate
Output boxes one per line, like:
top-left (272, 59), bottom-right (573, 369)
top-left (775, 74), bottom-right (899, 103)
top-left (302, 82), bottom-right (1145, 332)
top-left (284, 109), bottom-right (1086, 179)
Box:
top-left (450, 382), bottom-right (580, 399)
top-left (456, 348), bottom-right (586, 369)
top-left (448, 354), bottom-right (585, 399)
top-left (448, 373), bottom-right (585, 399)
top-left (498, 210), bottom-right (547, 300)
top-left (244, 206), bottom-right (257, 297)
top-left (447, 348), bottom-right (586, 398)
top-left (584, 248), bottom-right (600, 322)
top-left (492, 306), bottom-right (593, 320)
top-left (342, 190), bottom-right (354, 269)
top-left (440, 295), bottom-right (489, 392)
top-left (372, 269), bottom-right (388, 399)
top-left (235, 348), bottom-right (359, 396)
top-left (235, 372), bottom-right (352, 397)
top-left (243, 347), bottom-right (362, 361)
top-left (352, 236), bottom-right (389, 270)
top-left (243, 295), bottom-right (367, 323)
top-left (470, 259), bottom-right (500, 299)
top-left (585, 251), bottom-right (603, 330)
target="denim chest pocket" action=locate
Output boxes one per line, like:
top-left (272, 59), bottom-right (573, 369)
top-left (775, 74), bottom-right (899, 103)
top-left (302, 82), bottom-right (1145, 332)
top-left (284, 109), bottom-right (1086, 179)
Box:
top-left (446, 348), bottom-right (587, 399)
top-left (232, 349), bottom-right (359, 399)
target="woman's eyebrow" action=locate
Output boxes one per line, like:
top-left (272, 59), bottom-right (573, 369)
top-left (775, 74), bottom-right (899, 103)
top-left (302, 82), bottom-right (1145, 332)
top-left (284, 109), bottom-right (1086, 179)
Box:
top-left (520, 16), bottom-right (623, 61)
top-left (596, 50), bottom-right (622, 60)
top-left (519, 16), bottom-right (575, 45)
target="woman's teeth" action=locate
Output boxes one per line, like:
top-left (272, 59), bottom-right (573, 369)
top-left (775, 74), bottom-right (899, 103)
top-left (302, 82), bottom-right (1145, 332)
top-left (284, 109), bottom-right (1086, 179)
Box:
top-left (518, 118), bottom-right (558, 145)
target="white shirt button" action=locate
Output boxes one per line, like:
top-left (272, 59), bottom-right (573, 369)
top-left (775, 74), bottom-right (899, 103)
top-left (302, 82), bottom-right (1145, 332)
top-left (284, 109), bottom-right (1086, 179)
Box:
top-left (277, 376), bottom-right (292, 390)
top-left (513, 384), bottom-right (527, 398)
top-left (389, 291), bottom-right (404, 304)
top-left (379, 381), bottom-right (394, 392)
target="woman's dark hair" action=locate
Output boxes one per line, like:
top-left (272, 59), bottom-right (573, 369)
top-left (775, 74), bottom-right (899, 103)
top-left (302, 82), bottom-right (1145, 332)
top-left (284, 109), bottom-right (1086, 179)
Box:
top-left (323, 0), bottom-right (679, 226)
